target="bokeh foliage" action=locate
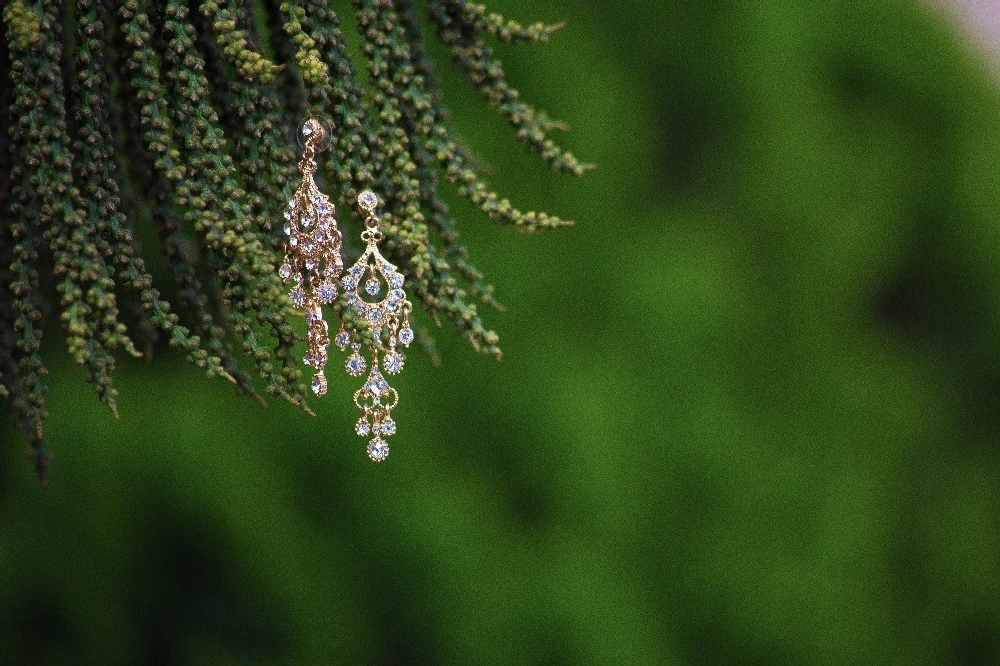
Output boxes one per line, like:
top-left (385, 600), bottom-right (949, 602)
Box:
top-left (3, 0), bottom-right (1000, 664)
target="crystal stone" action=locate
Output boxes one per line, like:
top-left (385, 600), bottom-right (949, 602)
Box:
top-left (358, 190), bottom-right (378, 210)
top-left (380, 418), bottom-right (396, 437)
top-left (317, 282), bottom-right (336, 303)
top-left (304, 240), bottom-right (316, 254)
top-left (289, 288), bottom-right (306, 308)
top-left (384, 352), bottom-right (404, 375)
top-left (343, 276), bottom-right (357, 291)
top-left (390, 273), bottom-right (404, 289)
top-left (356, 418), bottom-right (371, 437)
top-left (399, 327), bottom-right (414, 345)
top-left (283, 223), bottom-right (291, 236)
top-left (368, 308), bottom-right (383, 325)
top-left (346, 353), bottom-right (366, 376)
top-left (335, 331), bottom-right (351, 349)
top-left (279, 263), bottom-right (292, 281)
top-left (389, 288), bottom-right (404, 303)
top-left (350, 265), bottom-right (363, 278)
top-left (284, 210), bottom-right (292, 220)
top-left (305, 260), bottom-right (317, 271)
top-left (311, 373), bottom-right (327, 397)
top-left (315, 230), bottom-right (326, 243)
top-left (365, 278), bottom-right (380, 296)
top-left (367, 437), bottom-right (389, 462)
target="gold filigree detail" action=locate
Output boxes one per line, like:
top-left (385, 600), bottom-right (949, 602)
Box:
top-left (278, 119), bottom-right (343, 396)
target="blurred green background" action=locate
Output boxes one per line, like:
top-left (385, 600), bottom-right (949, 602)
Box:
top-left (4, 0), bottom-right (1000, 663)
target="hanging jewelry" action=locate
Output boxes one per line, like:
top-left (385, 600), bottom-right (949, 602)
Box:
top-left (335, 190), bottom-right (414, 462)
top-left (278, 119), bottom-right (343, 397)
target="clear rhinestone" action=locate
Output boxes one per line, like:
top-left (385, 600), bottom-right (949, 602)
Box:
top-left (399, 327), bottom-right (414, 345)
top-left (302, 123), bottom-right (313, 137)
top-left (388, 288), bottom-right (404, 303)
top-left (368, 437), bottom-right (389, 462)
top-left (302, 216), bottom-right (313, 229)
top-left (365, 278), bottom-right (380, 296)
top-left (386, 302), bottom-right (399, 313)
top-left (303, 353), bottom-right (314, 367)
top-left (358, 190), bottom-right (378, 210)
top-left (365, 375), bottom-right (382, 396)
top-left (305, 260), bottom-right (317, 271)
top-left (289, 288), bottom-right (306, 308)
top-left (380, 418), bottom-right (396, 436)
top-left (279, 263), bottom-right (292, 281)
top-left (368, 308), bottom-right (383, 325)
top-left (317, 282), bottom-right (336, 303)
top-left (350, 265), bottom-right (363, 278)
top-left (289, 236), bottom-right (299, 247)
top-left (283, 223), bottom-right (291, 236)
top-left (343, 276), bottom-right (357, 291)
top-left (304, 240), bottom-right (316, 254)
top-left (384, 352), bottom-right (404, 375)
top-left (319, 203), bottom-right (331, 216)
top-left (346, 353), bottom-right (366, 376)
top-left (389, 273), bottom-right (404, 289)
top-left (293, 273), bottom-right (302, 284)
top-left (335, 330), bottom-right (351, 350)
top-left (305, 306), bottom-right (322, 325)
top-left (315, 230), bottom-right (326, 243)
top-left (354, 303), bottom-right (366, 316)
top-left (356, 418), bottom-right (371, 436)
top-left (284, 210), bottom-right (292, 221)
top-left (311, 373), bottom-right (327, 396)
top-left (371, 327), bottom-right (382, 341)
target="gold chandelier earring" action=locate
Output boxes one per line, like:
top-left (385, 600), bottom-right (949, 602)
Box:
top-left (278, 119), bottom-right (344, 397)
top-left (334, 190), bottom-right (413, 462)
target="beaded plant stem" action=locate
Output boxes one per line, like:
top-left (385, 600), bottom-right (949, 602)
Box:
top-left (336, 191), bottom-right (414, 463)
top-left (279, 119), bottom-right (344, 398)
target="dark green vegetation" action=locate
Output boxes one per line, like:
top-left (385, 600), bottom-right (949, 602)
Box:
top-left (3, 0), bottom-right (1000, 664)
top-left (1, 0), bottom-right (586, 481)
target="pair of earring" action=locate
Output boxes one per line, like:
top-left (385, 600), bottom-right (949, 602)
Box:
top-left (279, 118), bottom-right (413, 462)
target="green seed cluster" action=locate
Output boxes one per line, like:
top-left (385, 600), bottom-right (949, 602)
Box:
top-left (452, 1), bottom-right (565, 45)
top-left (199, 0), bottom-right (282, 83)
top-left (430, 0), bottom-right (593, 177)
top-left (1, 0), bottom-right (586, 482)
